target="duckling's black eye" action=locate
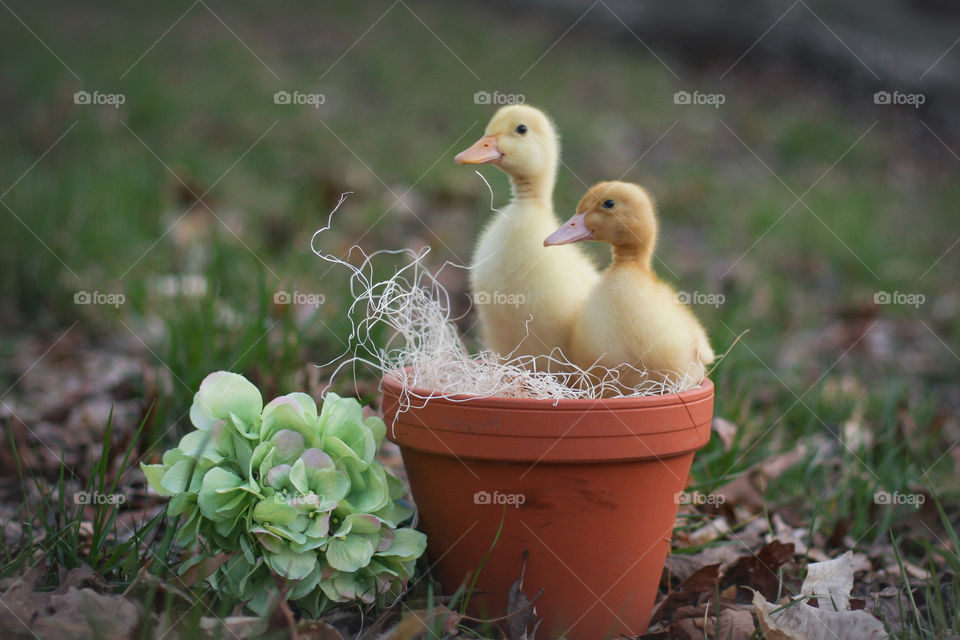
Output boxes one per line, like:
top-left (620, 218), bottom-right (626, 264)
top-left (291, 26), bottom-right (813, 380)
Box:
top-left (602, 199), bottom-right (615, 209)
top-left (515, 124), bottom-right (527, 135)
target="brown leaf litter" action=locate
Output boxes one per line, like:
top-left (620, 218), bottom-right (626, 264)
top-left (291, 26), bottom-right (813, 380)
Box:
top-left (0, 564), bottom-right (139, 640)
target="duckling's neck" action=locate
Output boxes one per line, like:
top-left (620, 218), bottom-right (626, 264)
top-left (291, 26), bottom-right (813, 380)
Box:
top-left (508, 171), bottom-right (555, 205)
top-left (611, 244), bottom-right (654, 272)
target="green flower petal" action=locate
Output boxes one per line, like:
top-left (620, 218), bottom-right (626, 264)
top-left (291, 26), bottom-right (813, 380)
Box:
top-left (289, 561), bottom-right (325, 600)
top-left (261, 394), bottom-right (320, 444)
top-left (308, 468), bottom-right (351, 507)
top-left (301, 448), bottom-right (334, 471)
top-left (289, 458), bottom-right (309, 495)
top-left (323, 424), bottom-right (375, 468)
top-left (160, 459), bottom-right (195, 495)
top-left (304, 512), bottom-right (331, 539)
top-left (332, 571), bottom-right (376, 604)
top-left (167, 492), bottom-right (196, 517)
top-left (376, 528), bottom-right (427, 561)
top-left (337, 463), bottom-right (390, 515)
top-left (333, 513), bottom-right (382, 538)
top-left (386, 472), bottom-right (406, 500)
top-left (214, 516), bottom-right (240, 537)
top-left (364, 415), bottom-right (387, 447)
top-left (270, 430), bottom-right (306, 465)
top-left (250, 526), bottom-right (287, 554)
top-left (251, 441), bottom-right (272, 473)
top-left (216, 491), bottom-right (249, 514)
top-left (253, 496), bottom-right (298, 525)
top-left (284, 392), bottom-right (319, 421)
top-left (373, 499), bottom-right (414, 528)
top-left (326, 534), bottom-right (377, 572)
top-left (317, 393), bottom-right (363, 432)
top-left (190, 371), bottom-right (263, 434)
top-left (257, 522), bottom-right (308, 545)
top-left (197, 467), bottom-right (246, 522)
top-left (265, 463), bottom-right (292, 488)
top-left (161, 447), bottom-right (187, 467)
top-left (178, 429), bottom-right (225, 463)
top-left (267, 548), bottom-right (317, 580)
top-left (141, 463), bottom-right (171, 496)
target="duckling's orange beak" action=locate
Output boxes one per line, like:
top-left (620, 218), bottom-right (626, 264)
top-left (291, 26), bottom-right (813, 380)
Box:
top-left (544, 212), bottom-right (592, 246)
top-left (455, 135), bottom-right (501, 164)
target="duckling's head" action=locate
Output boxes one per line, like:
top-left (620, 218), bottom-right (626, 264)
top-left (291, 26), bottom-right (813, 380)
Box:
top-left (544, 181), bottom-right (658, 263)
top-left (455, 105), bottom-right (558, 182)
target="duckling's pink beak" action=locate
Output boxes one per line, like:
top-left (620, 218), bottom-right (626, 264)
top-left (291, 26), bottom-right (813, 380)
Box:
top-left (544, 212), bottom-right (592, 246)
top-left (455, 135), bottom-right (501, 164)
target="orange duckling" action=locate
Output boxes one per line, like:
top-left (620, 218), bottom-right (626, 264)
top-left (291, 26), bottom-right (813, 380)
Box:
top-left (544, 181), bottom-right (714, 392)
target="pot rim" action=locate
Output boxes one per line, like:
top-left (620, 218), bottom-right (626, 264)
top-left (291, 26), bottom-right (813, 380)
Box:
top-left (380, 368), bottom-right (714, 410)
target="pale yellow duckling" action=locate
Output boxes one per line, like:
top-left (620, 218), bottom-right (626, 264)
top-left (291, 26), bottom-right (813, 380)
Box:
top-left (544, 181), bottom-right (714, 391)
top-left (455, 105), bottom-right (598, 367)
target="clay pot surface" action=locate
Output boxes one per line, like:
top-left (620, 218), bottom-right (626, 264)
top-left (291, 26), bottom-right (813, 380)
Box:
top-left (381, 372), bottom-right (714, 639)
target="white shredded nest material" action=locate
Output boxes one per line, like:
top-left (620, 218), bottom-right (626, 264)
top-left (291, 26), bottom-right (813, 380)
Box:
top-left (311, 192), bottom-right (710, 405)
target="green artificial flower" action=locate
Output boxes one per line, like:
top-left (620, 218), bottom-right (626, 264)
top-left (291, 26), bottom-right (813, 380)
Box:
top-left (141, 372), bottom-right (425, 616)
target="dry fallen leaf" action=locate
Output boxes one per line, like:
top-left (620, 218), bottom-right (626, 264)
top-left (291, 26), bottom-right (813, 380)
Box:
top-left (649, 564), bottom-right (721, 626)
top-left (53, 565), bottom-right (106, 594)
top-left (34, 587), bottom-right (140, 640)
top-left (678, 563), bottom-right (722, 592)
top-left (506, 550), bottom-right (543, 640)
top-left (297, 619), bottom-right (347, 640)
top-left (0, 564), bottom-right (49, 637)
top-left (665, 544), bottom-right (744, 584)
top-left (685, 515), bottom-right (731, 546)
top-left (722, 540), bottom-right (795, 601)
top-left (801, 551), bottom-right (856, 611)
top-left (199, 616), bottom-right (267, 639)
top-left (759, 446), bottom-right (808, 482)
top-left (715, 475), bottom-right (764, 512)
top-left (669, 616), bottom-right (705, 639)
top-left (753, 590), bottom-right (888, 639)
top-left (712, 417), bottom-right (738, 451)
top-left (766, 514), bottom-right (809, 555)
top-left (378, 606), bottom-right (464, 640)
top-left (883, 561), bottom-right (931, 581)
top-left (752, 551), bottom-right (889, 639)
top-left (717, 607), bottom-right (756, 640)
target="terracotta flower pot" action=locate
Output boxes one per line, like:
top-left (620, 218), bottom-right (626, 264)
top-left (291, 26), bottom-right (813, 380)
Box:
top-left (380, 372), bottom-right (714, 639)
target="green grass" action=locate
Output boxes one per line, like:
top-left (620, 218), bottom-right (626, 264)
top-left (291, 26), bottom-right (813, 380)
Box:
top-left (1, 0), bottom-right (959, 636)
